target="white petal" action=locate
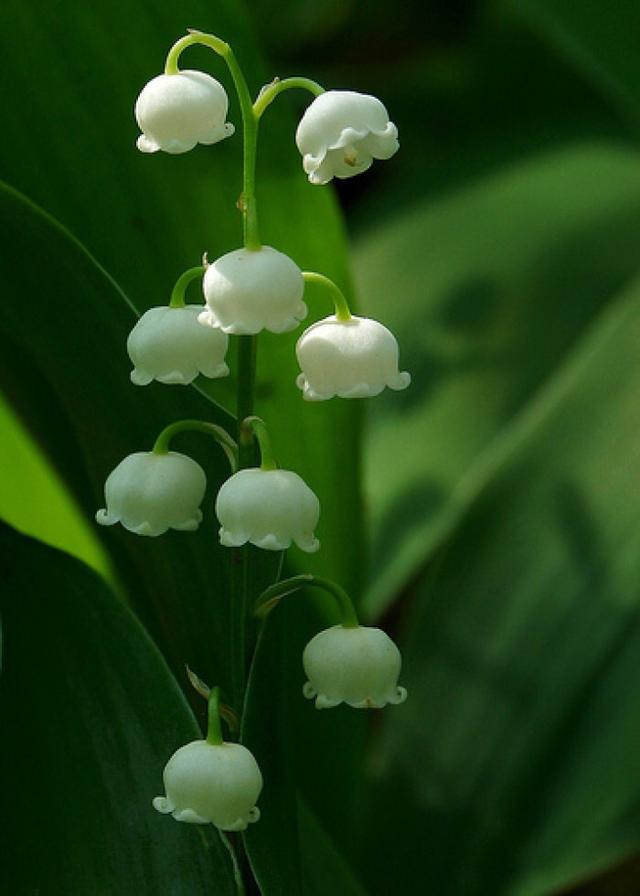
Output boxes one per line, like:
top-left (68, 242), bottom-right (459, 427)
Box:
top-left (202, 246), bottom-right (305, 335)
top-left (302, 626), bottom-right (406, 710)
top-left (134, 71), bottom-right (233, 155)
top-left (215, 468), bottom-right (320, 555)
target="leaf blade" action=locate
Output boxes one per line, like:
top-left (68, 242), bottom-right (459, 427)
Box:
top-left (0, 520), bottom-right (236, 895)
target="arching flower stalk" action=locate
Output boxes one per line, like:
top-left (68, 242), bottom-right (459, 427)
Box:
top-left (96, 420), bottom-right (237, 536)
top-left (255, 575), bottom-right (408, 710)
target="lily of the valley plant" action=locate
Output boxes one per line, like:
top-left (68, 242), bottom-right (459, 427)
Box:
top-left (96, 25), bottom-right (409, 866)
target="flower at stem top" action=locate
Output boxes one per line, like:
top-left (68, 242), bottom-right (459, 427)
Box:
top-left (135, 70), bottom-right (234, 154)
top-left (295, 90), bottom-right (398, 185)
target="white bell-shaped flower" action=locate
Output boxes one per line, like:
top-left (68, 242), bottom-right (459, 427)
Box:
top-left (96, 451), bottom-right (206, 536)
top-left (153, 740), bottom-right (262, 831)
top-left (296, 314), bottom-right (410, 401)
top-left (199, 246), bottom-right (307, 335)
top-left (135, 71), bottom-right (234, 154)
top-left (303, 625), bottom-right (407, 709)
top-left (127, 305), bottom-right (229, 386)
top-left (295, 90), bottom-right (398, 185)
top-left (215, 468), bottom-right (320, 552)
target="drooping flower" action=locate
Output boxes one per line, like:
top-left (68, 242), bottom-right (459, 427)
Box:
top-left (135, 71), bottom-right (234, 154)
top-left (295, 90), bottom-right (398, 185)
top-left (153, 740), bottom-right (262, 831)
top-left (215, 468), bottom-right (320, 552)
top-left (96, 451), bottom-right (206, 536)
top-left (303, 625), bottom-right (407, 709)
top-left (295, 314), bottom-right (410, 401)
top-left (127, 305), bottom-right (229, 386)
top-left (199, 245), bottom-right (307, 335)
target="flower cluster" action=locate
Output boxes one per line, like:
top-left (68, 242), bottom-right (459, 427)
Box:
top-left (96, 30), bottom-right (409, 837)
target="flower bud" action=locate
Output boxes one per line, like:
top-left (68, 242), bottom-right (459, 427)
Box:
top-left (96, 451), bottom-right (206, 536)
top-left (296, 314), bottom-right (410, 401)
top-left (303, 625), bottom-right (407, 709)
top-left (199, 246), bottom-right (307, 335)
top-left (127, 305), bottom-right (229, 386)
top-left (135, 71), bottom-right (234, 154)
top-left (295, 90), bottom-right (398, 185)
top-left (153, 740), bottom-right (262, 832)
top-left (215, 468), bottom-right (320, 552)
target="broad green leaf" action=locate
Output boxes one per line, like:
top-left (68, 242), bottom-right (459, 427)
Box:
top-left (355, 143), bottom-right (640, 615)
top-left (0, 0), bottom-right (362, 596)
top-left (0, 180), bottom-right (237, 691)
top-left (0, 390), bottom-right (109, 578)
top-left (0, 520), bottom-right (236, 895)
top-left (361, 276), bottom-right (640, 895)
top-left (515, 0), bottom-right (640, 124)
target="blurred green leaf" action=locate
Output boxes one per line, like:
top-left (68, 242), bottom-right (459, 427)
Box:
top-left (355, 143), bottom-right (640, 616)
top-left (0, 521), bottom-right (236, 894)
top-left (361, 275), bottom-right (640, 895)
top-left (0, 0), bottom-right (362, 596)
top-left (0, 390), bottom-right (110, 577)
top-left (515, 0), bottom-right (640, 124)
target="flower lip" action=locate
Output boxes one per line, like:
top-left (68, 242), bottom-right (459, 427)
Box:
top-left (127, 305), bottom-right (229, 386)
top-left (303, 624), bottom-right (407, 710)
top-left (96, 451), bottom-right (206, 536)
top-left (215, 467), bottom-right (320, 553)
top-left (199, 245), bottom-right (307, 335)
top-left (295, 314), bottom-right (410, 401)
top-left (134, 70), bottom-right (234, 155)
top-left (153, 739), bottom-right (262, 832)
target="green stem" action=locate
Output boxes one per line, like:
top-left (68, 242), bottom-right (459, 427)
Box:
top-left (164, 31), bottom-right (265, 766)
top-left (152, 419), bottom-right (238, 471)
top-left (165, 32), bottom-right (229, 73)
top-left (255, 574), bottom-right (359, 628)
top-left (240, 416), bottom-right (277, 471)
top-left (236, 337), bottom-right (257, 467)
top-left (252, 76), bottom-right (325, 119)
top-left (206, 687), bottom-right (224, 745)
top-left (302, 271), bottom-right (352, 321)
top-left (169, 265), bottom-right (204, 308)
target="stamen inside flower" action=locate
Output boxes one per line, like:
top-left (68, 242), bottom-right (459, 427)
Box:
top-left (343, 146), bottom-right (359, 167)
